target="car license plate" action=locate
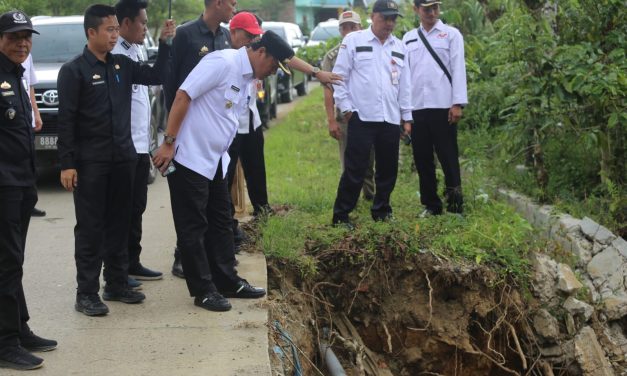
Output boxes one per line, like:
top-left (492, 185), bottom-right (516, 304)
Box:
top-left (35, 135), bottom-right (58, 150)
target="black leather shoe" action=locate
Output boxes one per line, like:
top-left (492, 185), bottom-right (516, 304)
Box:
top-left (129, 264), bottom-right (163, 281)
top-left (31, 207), bottom-right (46, 217)
top-left (171, 258), bottom-right (184, 278)
top-left (127, 276), bottom-right (142, 290)
top-left (194, 292), bottom-right (232, 312)
top-left (233, 226), bottom-right (249, 247)
top-left (0, 346), bottom-right (43, 370)
top-left (19, 331), bottom-right (57, 352)
top-left (103, 288), bottom-right (145, 304)
top-left (75, 293), bottom-right (109, 316)
top-left (221, 279), bottom-right (266, 299)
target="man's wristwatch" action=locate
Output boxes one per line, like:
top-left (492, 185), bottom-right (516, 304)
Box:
top-left (311, 67), bottom-right (320, 78)
top-left (164, 134), bottom-right (176, 145)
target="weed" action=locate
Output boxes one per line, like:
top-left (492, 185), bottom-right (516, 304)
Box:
top-left (261, 88), bottom-right (540, 286)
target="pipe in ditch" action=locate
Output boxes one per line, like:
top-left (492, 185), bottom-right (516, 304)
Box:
top-left (320, 340), bottom-right (347, 376)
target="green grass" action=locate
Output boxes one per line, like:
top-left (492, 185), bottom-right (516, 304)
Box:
top-left (261, 87), bottom-right (541, 281)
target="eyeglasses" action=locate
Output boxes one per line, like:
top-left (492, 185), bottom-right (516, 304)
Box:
top-left (3, 32), bottom-right (32, 42)
top-left (421, 5), bottom-right (439, 13)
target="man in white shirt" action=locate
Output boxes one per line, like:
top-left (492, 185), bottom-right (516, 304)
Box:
top-left (331, 0), bottom-right (412, 226)
top-left (151, 31), bottom-right (293, 312)
top-left (403, 0), bottom-right (468, 216)
top-left (111, 0), bottom-right (166, 286)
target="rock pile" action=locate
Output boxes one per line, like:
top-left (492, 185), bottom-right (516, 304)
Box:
top-left (497, 188), bottom-right (627, 375)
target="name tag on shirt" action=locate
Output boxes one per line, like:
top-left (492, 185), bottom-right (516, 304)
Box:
top-left (92, 80), bottom-right (105, 86)
top-left (356, 46), bottom-right (373, 53)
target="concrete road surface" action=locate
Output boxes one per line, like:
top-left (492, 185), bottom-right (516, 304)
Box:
top-left (13, 170), bottom-right (271, 376)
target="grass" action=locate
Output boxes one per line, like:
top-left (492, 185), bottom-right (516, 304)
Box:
top-left (260, 87), bottom-right (542, 282)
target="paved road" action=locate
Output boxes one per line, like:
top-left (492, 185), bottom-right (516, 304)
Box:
top-left (17, 166), bottom-right (269, 375)
top-left (12, 81), bottom-right (316, 375)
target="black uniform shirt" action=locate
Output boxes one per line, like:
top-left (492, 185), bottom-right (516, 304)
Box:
top-left (0, 52), bottom-right (35, 187)
top-left (57, 42), bottom-right (170, 170)
top-left (164, 16), bottom-right (231, 110)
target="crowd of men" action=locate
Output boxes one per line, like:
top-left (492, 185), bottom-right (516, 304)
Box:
top-left (0, 0), bottom-right (467, 370)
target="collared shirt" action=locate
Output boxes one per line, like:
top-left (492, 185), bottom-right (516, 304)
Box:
top-left (402, 21), bottom-right (468, 110)
top-left (57, 42), bottom-right (169, 169)
top-left (164, 16), bottom-right (231, 111)
top-left (332, 26), bottom-right (412, 125)
top-left (237, 80), bottom-right (261, 134)
top-left (21, 54), bottom-right (36, 128)
top-left (112, 36), bottom-right (151, 154)
top-left (0, 52), bottom-right (35, 186)
top-left (175, 47), bottom-right (253, 180)
top-left (320, 43), bottom-right (344, 123)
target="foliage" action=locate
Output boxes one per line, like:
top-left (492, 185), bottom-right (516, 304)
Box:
top-left (0, 0), bottom-right (204, 38)
top-left (295, 37), bottom-right (340, 67)
top-left (456, 0), bottom-right (626, 235)
top-left (261, 87), bottom-right (539, 282)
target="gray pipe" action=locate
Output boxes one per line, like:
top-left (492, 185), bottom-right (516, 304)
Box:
top-left (320, 341), bottom-right (347, 376)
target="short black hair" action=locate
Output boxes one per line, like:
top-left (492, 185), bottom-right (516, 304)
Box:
top-left (115, 0), bottom-right (148, 24)
top-left (83, 4), bottom-right (116, 39)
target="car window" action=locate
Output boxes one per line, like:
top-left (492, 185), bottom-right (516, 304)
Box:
top-left (311, 25), bottom-right (340, 41)
top-left (31, 23), bottom-right (85, 63)
top-left (262, 25), bottom-right (287, 41)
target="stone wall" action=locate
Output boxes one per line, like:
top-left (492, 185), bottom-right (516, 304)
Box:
top-left (495, 188), bottom-right (627, 375)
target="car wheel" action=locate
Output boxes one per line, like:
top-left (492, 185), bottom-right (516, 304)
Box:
top-left (296, 80), bottom-right (308, 96)
top-left (147, 113), bottom-right (159, 185)
top-left (280, 77), bottom-right (293, 103)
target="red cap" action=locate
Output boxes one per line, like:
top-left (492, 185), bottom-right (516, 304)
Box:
top-left (230, 12), bottom-right (263, 35)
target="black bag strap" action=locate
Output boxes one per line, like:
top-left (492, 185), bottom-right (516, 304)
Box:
top-left (418, 29), bottom-right (452, 85)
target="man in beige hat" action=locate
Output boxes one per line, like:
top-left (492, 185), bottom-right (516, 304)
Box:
top-left (321, 10), bottom-right (374, 201)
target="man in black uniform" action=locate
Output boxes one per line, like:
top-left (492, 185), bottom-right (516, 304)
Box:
top-left (164, 0), bottom-right (236, 278)
top-left (0, 11), bottom-right (57, 370)
top-left (57, 4), bottom-right (174, 316)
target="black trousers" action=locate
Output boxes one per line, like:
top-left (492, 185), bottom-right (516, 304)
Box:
top-left (227, 123), bottom-right (269, 219)
top-left (411, 109), bottom-right (463, 214)
top-left (168, 161), bottom-right (239, 297)
top-left (74, 160), bottom-right (134, 294)
top-left (0, 186), bottom-right (36, 347)
top-left (333, 114), bottom-right (400, 222)
top-left (128, 154), bottom-right (150, 269)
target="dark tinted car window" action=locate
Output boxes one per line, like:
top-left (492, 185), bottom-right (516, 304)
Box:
top-left (31, 23), bottom-right (85, 63)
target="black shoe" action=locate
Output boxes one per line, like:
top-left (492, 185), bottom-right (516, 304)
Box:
top-left (102, 288), bottom-right (145, 304)
top-left (127, 276), bottom-right (142, 290)
top-left (233, 226), bottom-right (249, 247)
top-left (419, 208), bottom-right (442, 218)
top-left (194, 292), bottom-right (232, 312)
top-left (19, 331), bottom-right (57, 352)
top-left (332, 216), bottom-right (355, 230)
top-left (0, 346), bottom-right (43, 370)
top-left (31, 207), bottom-right (46, 217)
top-left (129, 264), bottom-right (163, 281)
top-left (171, 258), bottom-right (184, 279)
top-left (75, 293), bottom-right (109, 316)
top-left (221, 279), bottom-right (266, 299)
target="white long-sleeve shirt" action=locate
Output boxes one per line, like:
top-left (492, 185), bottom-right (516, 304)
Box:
top-left (112, 37), bottom-right (151, 153)
top-left (402, 21), bottom-right (468, 110)
top-left (237, 80), bottom-right (261, 134)
top-left (21, 54), bottom-right (36, 128)
top-left (332, 26), bottom-right (412, 125)
top-left (176, 47), bottom-right (253, 179)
